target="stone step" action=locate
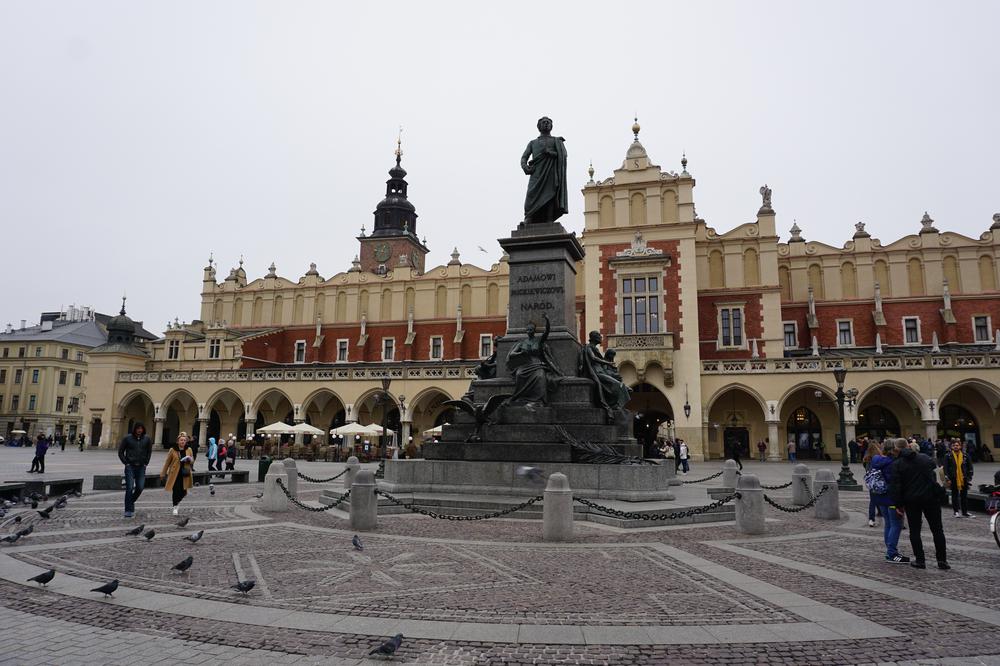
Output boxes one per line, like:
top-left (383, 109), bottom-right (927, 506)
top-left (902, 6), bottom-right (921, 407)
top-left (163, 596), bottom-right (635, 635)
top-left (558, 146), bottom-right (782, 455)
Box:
top-left (440, 423), bottom-right (632, 443)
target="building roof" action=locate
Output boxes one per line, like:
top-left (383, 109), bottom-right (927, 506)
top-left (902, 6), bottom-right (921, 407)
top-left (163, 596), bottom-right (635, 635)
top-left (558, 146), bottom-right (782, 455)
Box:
top-left (0, 319), bottom-right (109, 348)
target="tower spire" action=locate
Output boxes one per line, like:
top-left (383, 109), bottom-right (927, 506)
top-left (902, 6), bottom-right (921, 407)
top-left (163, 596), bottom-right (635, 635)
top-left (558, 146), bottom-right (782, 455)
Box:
top-left (394, 126), bottom-right (403, 166)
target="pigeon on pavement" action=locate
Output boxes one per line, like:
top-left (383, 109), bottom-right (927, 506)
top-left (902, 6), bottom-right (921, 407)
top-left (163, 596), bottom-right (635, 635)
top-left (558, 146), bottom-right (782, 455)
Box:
top-left (54, 496), bottom-right (68, 509)
top-left (37, 506), bottom-right (54, 519)
top-left (125, 524), bottom-right (145, 536)
top-left (27, 569), bottom-right (55, 586)
top-left (171, 556), bottom-right (194, 573)
top-left (232, 580), bottom-right (256, 595)
top-left (143, 529), bottom-right (156, 541)
top-left (515, 466), bottom-right (546, 483)
top-left (175, 516), bottom-right (190, 528)
top-left (369, 633), bottom-right (404, 657)
top-left (91, 579), bottom-right (119, 597)
top-left (209, 484), bottom-right (215, 496)
top-left (352, 535), bottom-right (364, 551)
top-left (0, 533), bottom-right (20, 544)
top-left (185, 529), bottom-right (204, 543)
top-left (30, 499), bottom-right (38, 509)
top-left (15, 524), bottom-right (33, 538)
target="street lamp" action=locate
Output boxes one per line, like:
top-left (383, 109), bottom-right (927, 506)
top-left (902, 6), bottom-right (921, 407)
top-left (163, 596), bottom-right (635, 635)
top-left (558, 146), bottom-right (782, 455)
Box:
top-left (833, 367), bottom-right (861, 490)
top-left (683, 384), bottom-right (692, 419)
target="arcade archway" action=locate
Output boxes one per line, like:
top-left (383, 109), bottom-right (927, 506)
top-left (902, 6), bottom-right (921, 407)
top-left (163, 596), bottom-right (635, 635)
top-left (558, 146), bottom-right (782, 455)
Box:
top-left (626, 383), bottom-right (673, 457)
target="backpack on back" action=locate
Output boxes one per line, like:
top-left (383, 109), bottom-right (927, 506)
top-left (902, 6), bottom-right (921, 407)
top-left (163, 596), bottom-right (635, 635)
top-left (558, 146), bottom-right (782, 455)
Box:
top-left (865, 467), bottom-right (888, 495)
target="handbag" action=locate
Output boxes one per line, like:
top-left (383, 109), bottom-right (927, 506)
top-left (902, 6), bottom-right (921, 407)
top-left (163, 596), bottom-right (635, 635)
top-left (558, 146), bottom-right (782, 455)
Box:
top-left (179, 464), bottom-right (190, 478)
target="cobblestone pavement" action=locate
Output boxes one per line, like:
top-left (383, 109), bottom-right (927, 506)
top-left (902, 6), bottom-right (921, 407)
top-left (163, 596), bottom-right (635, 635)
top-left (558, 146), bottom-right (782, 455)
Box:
top-left (2, 448), bottom-right (999, 665)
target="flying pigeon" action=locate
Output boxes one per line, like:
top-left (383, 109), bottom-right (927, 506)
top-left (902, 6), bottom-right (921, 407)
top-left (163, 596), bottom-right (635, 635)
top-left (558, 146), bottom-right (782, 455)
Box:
top-left (515, 466), bottom-right (546, 483)
top-left (478, 245), bottom-right (488, 253)
top-left (91, 579), bottom-right (119, 597)
top-left (175, 516), bottom-right (190, 528)
top-left (352, 535), bottom-right (363, 551)
top-left (27, 569), bottom-right (55, 586)
top-left (232, 580), bottom-right (256, 595)
top-left (37, 506), bottom-right (54, 519)
top-left (171, 556), bottom-right (194, 573)
top-left (185, 529), bottom-right (204, 544)
top-left (125, 524), bottom-right (145, 536)
top-left (143, 529), bottom-right (156, 541)
top-left (369, 633), bottom-right (404, 657)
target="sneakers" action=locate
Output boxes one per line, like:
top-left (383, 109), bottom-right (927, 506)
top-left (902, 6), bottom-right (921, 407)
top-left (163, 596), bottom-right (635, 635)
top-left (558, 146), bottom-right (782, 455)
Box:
top-left (961, 513), bottom-right (972, 518)
top-left (886, 554), bottom-right (910, 564)
top-left (937, 561), bottom-right (951, 570)
top-left (910, 560), bottom-right (926, 569)
top-left (955, 511), bottom-right (961, 517)
top-left (124, 511), bottom-right (134, 518)
top-left (171, 506), bottom-right (179, 516)
top-left (868, 519), bottom-right (876, 527)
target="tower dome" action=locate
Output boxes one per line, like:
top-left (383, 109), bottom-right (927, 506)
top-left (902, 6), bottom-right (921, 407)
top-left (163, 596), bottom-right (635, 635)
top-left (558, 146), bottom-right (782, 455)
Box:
top-left (105, 297), bottom-right (136, 345)
top-left (372, 138), bottom-right (418, 238)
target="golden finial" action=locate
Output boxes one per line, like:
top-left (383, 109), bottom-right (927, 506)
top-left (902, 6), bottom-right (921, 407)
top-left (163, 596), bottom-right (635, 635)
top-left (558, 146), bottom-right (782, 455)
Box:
top-left (632, 115), bottom-right (640, 140)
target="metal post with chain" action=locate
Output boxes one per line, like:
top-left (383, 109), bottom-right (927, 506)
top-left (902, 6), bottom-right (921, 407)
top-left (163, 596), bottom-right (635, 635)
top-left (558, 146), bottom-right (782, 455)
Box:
top-left (296, 469), bottom-right (348, 483)
top-left (375, 489), bottom-right (543, 521)
top-left (760, 480), bottom-right (793, 490)
top-left (762, 483), bottom-right (829, 513)
top-left (574, 493), bottom-right (740, 522)
top-left (680, 470), bottom-right (725, 484)
top-left (275, 478), bottom-right (351, 512)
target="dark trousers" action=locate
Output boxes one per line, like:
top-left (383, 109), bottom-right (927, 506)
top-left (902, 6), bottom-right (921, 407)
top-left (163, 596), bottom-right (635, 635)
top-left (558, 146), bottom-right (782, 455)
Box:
top-left (172, 482), bottom-right (187, 507)
top-left (30, 456), bottom-right (45, 472)
top-left (124, 464), bottom-right (145, 513)
top-left (208, 458), bottom-right (217, 471)
top-left (904, 501), bottom-right (947, 564)
top-left (225, 458), bottom-right (235, 470)
top-left (950, 485), bottom-right (969, 515)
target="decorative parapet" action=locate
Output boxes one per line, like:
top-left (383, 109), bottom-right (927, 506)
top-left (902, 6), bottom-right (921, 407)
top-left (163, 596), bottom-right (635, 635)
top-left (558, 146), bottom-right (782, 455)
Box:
top-left (117, 363), bottom-right (478, 383)
top-left (607, 332), bottom-right (674, 385)
top-left (701, 352), bottom-right (1000, 374)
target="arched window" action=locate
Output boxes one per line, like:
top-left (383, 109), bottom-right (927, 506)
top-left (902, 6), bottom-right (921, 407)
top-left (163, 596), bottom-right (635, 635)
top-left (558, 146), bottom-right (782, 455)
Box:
top-left (857, 404), bottom-right (900, 440)
top-left (661, 190), bottom-right (678, 224)
top-left (487, 283), bottom-right (500, 314)
top-left (435, 285), bottom-right (448, 318)
top-left (979, 255), bottom-right (997, 292)
top-left (335, 292), bottom-right (347, 321)
top-left (629, 192), bottom-right (646, 226)
top-left (380, 289), bottom-right (392, 321)
top-left (358, 290), bottom-right (369, 319)
top-left (233, 298), bottom-right (244, 326)
top-left (907, 257), bottom-right (925, 296)
top-left (786, 406), bottom-right (823, 460)
top-left (874, 259), bottom-right (891, 296)
top-left (598, 195), bottom-right (614, 228)
top-left (708, 250), bottom-right (725, 289)
top-left (460, 284), bottom-right (472, 315)
top-left (937, 404), bottom-right (979, 442)
top-left (808, 264), bottom-right (825, 299)
top-left (213, 299), bottom-right (224, 323)
top-left (271, 296), bottom-right (284, 325)
top-left (742, 248), bottom-right (760, 286)
top-left (293, 294), bottom-right (304, 323)
top-left (840, 262), bottom-right (857, 299)
top-left (942, 255), bottom-right (961, 293)
top-left (779, 266), bottom-right (791, 300)
top-left (252, 297), bottom-right (263, 325)
top-left (405, 287), bottom-right (415, 315)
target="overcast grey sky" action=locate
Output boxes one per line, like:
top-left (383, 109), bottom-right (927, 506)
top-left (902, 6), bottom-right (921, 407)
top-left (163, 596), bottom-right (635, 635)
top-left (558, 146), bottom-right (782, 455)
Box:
top-left (1, 1), bottom-right (997, 332)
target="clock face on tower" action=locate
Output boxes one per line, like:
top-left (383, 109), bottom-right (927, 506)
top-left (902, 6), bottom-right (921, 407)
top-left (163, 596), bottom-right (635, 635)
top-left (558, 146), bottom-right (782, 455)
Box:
top-left (374, 243), bottom-right (392, 262)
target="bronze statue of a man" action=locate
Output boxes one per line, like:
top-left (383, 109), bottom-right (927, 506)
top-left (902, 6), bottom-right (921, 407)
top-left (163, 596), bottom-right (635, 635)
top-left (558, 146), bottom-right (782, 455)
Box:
top-left (520, 117), bottom-right (568, 225)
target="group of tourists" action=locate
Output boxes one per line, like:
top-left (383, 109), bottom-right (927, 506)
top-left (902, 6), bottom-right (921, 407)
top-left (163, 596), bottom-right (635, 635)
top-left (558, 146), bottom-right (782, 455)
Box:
top-left (657, 438), bottom-right (691, 474)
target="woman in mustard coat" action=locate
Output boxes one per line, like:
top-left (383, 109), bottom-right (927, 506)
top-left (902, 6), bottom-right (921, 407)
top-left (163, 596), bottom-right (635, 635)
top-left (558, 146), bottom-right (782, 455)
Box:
top-left (160, 432), bottom-right (194, 516)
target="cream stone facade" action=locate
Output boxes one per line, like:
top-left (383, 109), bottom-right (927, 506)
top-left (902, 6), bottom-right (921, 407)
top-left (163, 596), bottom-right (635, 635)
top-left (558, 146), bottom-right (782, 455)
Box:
top-left (80, 124), bottom-right (1000, 462)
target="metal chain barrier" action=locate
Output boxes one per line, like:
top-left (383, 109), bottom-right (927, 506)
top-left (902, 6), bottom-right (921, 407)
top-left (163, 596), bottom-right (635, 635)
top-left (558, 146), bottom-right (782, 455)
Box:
top-left (800, 476), bottom-right (814, 500)
top-left (296, 468), bottom-right (348, 483)
top-left (680, 470), bottom-right (724, 484)
top-left (763, 483), bottom-right (829, 513)
top-left (760, 480), bottom-right (793, 490)
top-left (574, 493), bottom-right (740, 522)
top-left (275, 478), bottom-right (351, 512)
top-left (376, 489), bottom-right (543, 521)
top-left (375, 460), bottom-right (386, 479)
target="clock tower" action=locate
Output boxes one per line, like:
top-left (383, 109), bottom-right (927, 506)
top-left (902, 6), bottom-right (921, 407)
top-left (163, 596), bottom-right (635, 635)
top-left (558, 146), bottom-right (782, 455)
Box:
top-left (358, 138), bottom-right (429, 275)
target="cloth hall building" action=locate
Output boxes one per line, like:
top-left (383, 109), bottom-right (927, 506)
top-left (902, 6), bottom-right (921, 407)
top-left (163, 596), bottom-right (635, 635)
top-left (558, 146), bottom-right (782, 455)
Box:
top-left (86, 124), bottom-right (1000, 461)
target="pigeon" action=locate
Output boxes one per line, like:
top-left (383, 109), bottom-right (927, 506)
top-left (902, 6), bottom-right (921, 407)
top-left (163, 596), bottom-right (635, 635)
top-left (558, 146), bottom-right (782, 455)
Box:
top-left (232, 580), bottom-right (256, 595)
top-left (478, 245), bottom-right (488, 253)
top-left (125, 524), bottom-right (145, 536)
top-left (37, 506), bottom-right (54, 519)
top-left (91, 579), bottom-right (119, 597)
top-left (0, 533), bottom-right (20, 544)
top-left (54, 496), bottom-right (68, 509)
top-left (253, 492), bottom-right (263, 499)
top-left (175, 516), bottom-right (190, 528)
top-left (369, 633), bottom-right (404, 657)
top-left (515, 466), bottom-right (546, 483)
top-left (185, 529), bottom-right (204, 544)
top-left (171, 556), bottom-right (194, 573)
top-left (27, 569), bottom-right (55, 586)
top-left (15, 524), bottom-right (34, 538)
top-left (0, 515), bottom-right (22, 529)
top-left (352, 535), bottom-right (364, 551)
top-left (209, 483), bottom-right (215, 496)
top-left (143, 529), bottom-right (156, 541)
top-left (30, 499), bottom-right (38, 509)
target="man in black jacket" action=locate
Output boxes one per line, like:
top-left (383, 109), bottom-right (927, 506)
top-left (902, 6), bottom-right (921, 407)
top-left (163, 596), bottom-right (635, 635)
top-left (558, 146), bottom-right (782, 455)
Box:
top-left (118, 422), bottom-right (152, 518)
top-left (889, 438), bottom-right (949, 570)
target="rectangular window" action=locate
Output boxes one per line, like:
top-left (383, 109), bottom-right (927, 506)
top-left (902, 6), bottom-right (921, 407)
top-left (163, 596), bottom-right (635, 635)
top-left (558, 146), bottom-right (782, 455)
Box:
top-left (61, 348), bottom-right (69, 360)
top-left (55, 396), bottom-right (64, 412)
top-left (167, 340), bottom-right (180, 360)
top-left (479, 334), bottom-right (493, 359)
top-left (293, 340), bottom-right (306, 363)
top-left (59, 370), bottom-right (67, 385)
top-left (0, 395), bottom-right (3, 409)
top-left (28, 395), bottom-right (36, 411)
top-left (337, 339), bottom-right (349, 362)
top-left (76, 351), bottom-right (84, 362)
top-left (14, 369), bottom-right (23, 384)
top-left (973, 315), bottom-right (991, 342)
top-left (903, 317), bottom-right (920, 344)
top-left (31, 369), bottom-right (39, 384)
top-left (718, 306), bottom-right (744, 348)
top-left (430, 336), bottom-right (443, 360)
top-left (783, 322), bottom-right (798, 349)
top-left (69, 397), bottom-right (79, 413)
top-left (11, 396), bottom-right (19, 411)
top-left (382, 338), bottom-right (395, 361)
top-left (837, 320), bottom-right (854, 346)
top-left (208, 338), bottom-right (221, 359)
top-left (620, 275), bottom-right (661, 336)
top-left (18, 347), bottom-right (25, 358)
top-left (1, 347), bottom-right (7, 358)
top-left (74, 372), bottom-right (82, 387)
top-left (35, 347), bottom-right (42, 357)
top-left (0, 369), bottom-right (5, 383)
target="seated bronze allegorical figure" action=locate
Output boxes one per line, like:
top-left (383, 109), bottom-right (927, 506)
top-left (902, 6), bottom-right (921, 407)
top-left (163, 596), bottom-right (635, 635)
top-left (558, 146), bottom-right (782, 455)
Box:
top-left (578, 331), bottom-right (632, 417)
top-left (505, 313), bottom-right (562, 408)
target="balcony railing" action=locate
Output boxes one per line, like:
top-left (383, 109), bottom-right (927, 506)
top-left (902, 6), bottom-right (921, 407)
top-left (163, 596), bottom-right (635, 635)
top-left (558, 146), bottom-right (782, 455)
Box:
top-left (117, 363), bottom-right (478, 383)
top-left (701, 352), bottom-right (1000, 374)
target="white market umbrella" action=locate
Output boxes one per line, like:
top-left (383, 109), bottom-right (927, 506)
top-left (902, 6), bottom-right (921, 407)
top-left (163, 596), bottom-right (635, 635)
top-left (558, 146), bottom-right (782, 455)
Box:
top-left (11, 429), bottom-right (27, 435)
top-left (329, 422), bottom-right (381, 437)
top-left (290, 422), bottom-right (324, 436)
top-left (367, 424), bottom-right (395, 436)
top-left (257, 422), bottom-right (295, 435)
top-left (422, 423), bottom-right (448, 436)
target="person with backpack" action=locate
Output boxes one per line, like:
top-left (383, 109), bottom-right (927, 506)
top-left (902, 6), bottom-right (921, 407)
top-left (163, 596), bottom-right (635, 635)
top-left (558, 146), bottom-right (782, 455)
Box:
top-left (889, 437), bottom-right (949, 570)
top-left (865, 441), bottom-right (908, 563)
top-left (862, 441), bottom-right (883, 527)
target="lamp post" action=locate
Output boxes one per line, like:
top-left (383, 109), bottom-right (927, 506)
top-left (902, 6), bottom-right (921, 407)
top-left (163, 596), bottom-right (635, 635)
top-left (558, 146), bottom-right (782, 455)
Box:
top-left (833, 367), bottom-right (861, 490)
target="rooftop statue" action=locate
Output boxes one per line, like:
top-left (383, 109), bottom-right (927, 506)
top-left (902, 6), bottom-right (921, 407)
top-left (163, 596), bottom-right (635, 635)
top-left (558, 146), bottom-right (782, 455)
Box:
top-left (520, 117), bottom-right (568, 225)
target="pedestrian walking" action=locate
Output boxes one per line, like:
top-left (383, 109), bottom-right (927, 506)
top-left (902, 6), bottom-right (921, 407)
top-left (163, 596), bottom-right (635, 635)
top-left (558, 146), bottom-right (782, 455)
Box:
top-left (865, 441), bottom-right (908, 563)
top-left (28, 434), bottom-right (48, 473)
top-left (118, 422), bottom-right (152, 518)
top-left (756, 440), bottom-right (767, 463)
top-left (726, 437), bottom-right (743, 471)
top-left (862, 440), bottom-right (883, 527)
top-left (678, 439), bottom-right (690, 474)
top-left (225, 437), bottom-right (237, 470)
top-left (206, 436), bottom-right (219, 471)
top-left (161, 433), bottom-right (194, 516)
top-left (787, 439), bottom-right (796, 462)
top-left (943, 439), bottom-right (973, 518)
top-left (889, 437), bottom-right (949, 570)
top-left (59, 435), bottom-right (66, 452)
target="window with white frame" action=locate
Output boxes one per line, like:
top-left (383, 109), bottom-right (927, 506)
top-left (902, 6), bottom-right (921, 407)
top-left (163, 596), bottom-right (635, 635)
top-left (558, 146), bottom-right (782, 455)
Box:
top-left (902, 317), bottom-right (920, 344)
top-left (14, 369), bottom-right (22, 384)
top-left (167, 340), bottom-right (180, 360)
top-left (429, 336), bottom-right (443, 360)
top-left (55, 396), bottom-right (64, 412)
top-left (28, 395), bottom-right (36, 411)
top-left (61, 348), bottom-right (69, 360)
top-left (479, 334), bottom-right (493, 359)
top-left (783, 321), bottom-right (798, 349)
top-left (34, 347), bottom-right (41, 357)
top-left (973, 315), bottom-right (991, 342)
top-left (293, 340), bottom-right (306, 363)
top-left (74, 372), bottom-right (82, 387)
top-left (31, 369), bottom-right (39, 384)
top-left (76, 351), bottom-right (84, 362)
top-left (382, 337), bottom-right (395, 361)
top-left (11, 396), bottom-right (19, 411)
top-left (718, 306), bottom-right (744, 348)
top-left (620, 275), bottom-right (661, 335)
top-left (837, 320), bottom-right (854, 346)
top-left (208, 338), bottom-right (221, 359)
top-left (59, 371), bottom-right (67, 385)
top-left (336, 339), bottom-right (349, 362)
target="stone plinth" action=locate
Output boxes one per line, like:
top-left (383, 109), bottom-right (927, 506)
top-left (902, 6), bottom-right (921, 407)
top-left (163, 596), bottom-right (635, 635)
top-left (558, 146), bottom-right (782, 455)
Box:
top-left (791, 464), bottom-right (812, 506)
top-left (281, 458), bottom-right (298, 498)
top-left (350, 470), bottom-right (377, 531)
top-left (542, 473), bottom-right (574, 541)
top-left (814, 469), bottom-right (841, 520)
top-left (735, 474), bottom-right (765, 534)
top-left (261, 468), bottom-right (289, 512)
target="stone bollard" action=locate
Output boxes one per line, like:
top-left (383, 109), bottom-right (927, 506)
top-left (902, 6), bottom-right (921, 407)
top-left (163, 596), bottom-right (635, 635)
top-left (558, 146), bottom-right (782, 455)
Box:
top-left (791, 464), bottom-right (812, 506)
top-left (813, 469), bottom-right (840, 520)
top-left (344, 456), bottom-right (361, 490)
top-left (282, 458), bottom-right (298, 498)
top-left (350, 469), bottom-right (377, 531)
top-left (542, 473), bottom-right (573, 541)
top-left (261, 467), bottom-right (289, 512)
top-left (735, 474), bottom-right (765, 534)
top-left (721, 459), bottom-right (740, 488)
